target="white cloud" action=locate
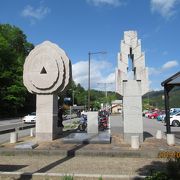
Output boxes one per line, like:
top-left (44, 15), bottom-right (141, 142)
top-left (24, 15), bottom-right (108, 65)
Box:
top-left (148, 60), bottom-right (179, 90)
top-left (148, 60), bottom-right (179, 75)
top-left (21, 4), bottom-right (50, 23)
top-left (87, 0), bottom-right (123, 7)
top-left (72, 60), bottom-right (115, 91)
top-left (148, 67), bottom-right (161, 75)
top-left (162, 60), bottom-right (179, 70)
top-left (150, 0), bottom-right (179, 19)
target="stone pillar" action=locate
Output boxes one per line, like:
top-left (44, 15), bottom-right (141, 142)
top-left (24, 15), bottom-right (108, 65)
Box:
top-left (36, 94), bottom-right (58, 141)
top-left (30, 128), bottom-right (35, 137)
top-left (123, 80), bottom-right (143, 143)
top-left (167, 134), bottom-right (175, 146)
top-left (87, 111), bottom-right (98, 134)
top-left (156, 130), bottom-right (162, 139)
top-left (131, 136), bottom-right (140, 149)
top-left (115, 31), bottom-right (149, 144)
top-left (10, 131), bottom-right (18, 143)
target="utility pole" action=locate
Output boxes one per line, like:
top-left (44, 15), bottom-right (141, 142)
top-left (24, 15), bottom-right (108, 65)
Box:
top-left (97, 82), bottom-right (114, 108)
top-left (88, 52), bottom-right (91, 111)
top-left (97, 82), bottom-right (114, 98)
top-left (88, 51), bottom-right (107, 111)
top-left (72, 90), bottom-right (75, 106)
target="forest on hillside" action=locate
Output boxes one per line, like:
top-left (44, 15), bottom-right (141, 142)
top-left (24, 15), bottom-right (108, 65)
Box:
top-left (142, 87), bottom-right (180, 110)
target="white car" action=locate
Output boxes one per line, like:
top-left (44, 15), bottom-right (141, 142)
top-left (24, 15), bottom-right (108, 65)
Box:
top-left (22, 112), bottom-right (36, 123)
top-left (170, 112), bottom-right (180, 127)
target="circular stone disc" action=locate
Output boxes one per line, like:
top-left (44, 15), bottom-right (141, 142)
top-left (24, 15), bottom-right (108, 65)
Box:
top-left (28, 53), bottom-right (59, 90)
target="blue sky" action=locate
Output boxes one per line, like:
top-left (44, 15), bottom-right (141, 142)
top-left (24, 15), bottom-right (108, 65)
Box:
top-left (0, 0), bottom-right (180, 91)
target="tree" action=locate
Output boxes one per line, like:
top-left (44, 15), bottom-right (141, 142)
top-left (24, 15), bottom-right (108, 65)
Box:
top-left (0, 24), bottom-right (34, 117)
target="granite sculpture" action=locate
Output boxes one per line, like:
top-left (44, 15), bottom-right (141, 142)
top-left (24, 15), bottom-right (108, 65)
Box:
top-left (115, 31), bottom-right (149, 143)
top-left (23, 41), bottom-right (72, 141)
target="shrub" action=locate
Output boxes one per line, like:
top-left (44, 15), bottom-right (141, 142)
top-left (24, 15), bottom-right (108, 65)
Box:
top-left (62, 175), bottom-right (73, 180)
top-left (145, 157), bottom-right (180, 180)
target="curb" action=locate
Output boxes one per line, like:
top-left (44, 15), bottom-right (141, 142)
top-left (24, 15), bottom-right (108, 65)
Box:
top-left (0, 148), bottom-right (161, 158)
top-left (0, 172), bottom-right (146, 180)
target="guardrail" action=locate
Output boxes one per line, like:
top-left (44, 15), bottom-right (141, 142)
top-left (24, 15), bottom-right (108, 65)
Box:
top-left (0, 123), bottom-right (35, 135)
top-left (0, 122), bottom-right (35, 143)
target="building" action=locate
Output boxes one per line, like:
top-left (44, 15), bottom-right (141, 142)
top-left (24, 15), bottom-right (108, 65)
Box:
top-left (111, 100), bottom-right (123, 113)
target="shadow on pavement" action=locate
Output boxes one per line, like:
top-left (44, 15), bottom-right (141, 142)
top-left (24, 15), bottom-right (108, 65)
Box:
top-left (143, 131), bottom-right (153, 140)
top-left (136, 161), bottom-right (166, 176)
top-left (0, 164), bottom-right (27, 172)
top-left (17, 142), bottom-right (88, 179)
top-left (57, 128), bottom-right (77, 138)
top-left (137, 158), bottom-right (180, 179)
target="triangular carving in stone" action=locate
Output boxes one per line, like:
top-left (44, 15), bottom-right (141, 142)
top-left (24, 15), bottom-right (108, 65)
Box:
top-left (40, 67), bottom-right (47, 74)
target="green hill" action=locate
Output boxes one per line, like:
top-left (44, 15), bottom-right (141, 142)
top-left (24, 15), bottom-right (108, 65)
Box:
top-left (142, 87), bottom-right (180, 110)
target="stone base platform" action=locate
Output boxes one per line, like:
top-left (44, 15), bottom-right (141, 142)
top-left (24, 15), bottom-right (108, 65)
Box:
top-left (15, 142), bottom-right (38, 149)
top-left (63, 131), bottom-right (111, 144)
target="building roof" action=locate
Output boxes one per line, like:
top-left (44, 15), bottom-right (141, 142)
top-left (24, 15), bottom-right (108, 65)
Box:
top-left (161, 71), bottom-right (180, 86)
top-left (111, 100), bottom-right (122, 104)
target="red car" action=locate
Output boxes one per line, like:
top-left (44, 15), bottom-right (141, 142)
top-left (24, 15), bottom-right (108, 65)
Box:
top-left (148, 112), bottom-right (159, 119)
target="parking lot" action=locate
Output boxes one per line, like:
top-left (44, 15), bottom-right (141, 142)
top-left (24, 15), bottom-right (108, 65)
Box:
top-left (110, 114), bottom-right (180, 144)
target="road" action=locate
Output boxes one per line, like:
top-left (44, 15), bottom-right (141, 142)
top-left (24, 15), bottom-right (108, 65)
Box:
top-left (0, 118), bottom-right (22, 126)
top-left (0, 118), bottom-right (33, 144)
top-left (0, 115), bottom-right (179, 144)
top-left (0, 116), bottom-right (77, 144)
top-left (110, 114), bottom-right (180, 144)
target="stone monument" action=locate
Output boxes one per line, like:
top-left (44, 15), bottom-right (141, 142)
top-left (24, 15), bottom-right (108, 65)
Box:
top-left (115, 31), bottom-right (149, 143)
top-left (23, 41), bottom-right (72, 141)
top-left (87, 111), bottom-right (98, 134)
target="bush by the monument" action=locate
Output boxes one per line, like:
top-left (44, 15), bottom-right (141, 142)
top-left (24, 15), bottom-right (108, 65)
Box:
top-left (145, 157), bottom-right (180, 180)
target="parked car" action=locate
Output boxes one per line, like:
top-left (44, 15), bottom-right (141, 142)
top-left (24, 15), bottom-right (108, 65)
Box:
top-left (157, 114), bottom-right (166, 121)
top-left (144, 111), bottom-right (152, 118)
top-left (148, 112), bottom-right (159, 119)
top-left (170, 108), bottom-right (180, 113)
top-left (160, 111), bottom-right (180, 123)
top-left (22, 112), bottom-right (36, 123)
top-left (142, 110), bottom-right (148, 116)
top-left (170, 112), bottom-right (180, 127)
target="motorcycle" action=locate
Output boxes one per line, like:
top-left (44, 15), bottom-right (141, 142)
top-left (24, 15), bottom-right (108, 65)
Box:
top-left (78, 114), bottom-right (87, 131)
top-left (78, 113), bottom-right (109, 131)
top-left (98, 116), bottom-right (108, 131)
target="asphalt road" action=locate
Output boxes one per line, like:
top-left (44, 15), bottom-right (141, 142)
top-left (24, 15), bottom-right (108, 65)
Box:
top-left (0, 118), bottom-right (33, 144)
top-left (0, 118), bottom-right (22, 126)
top-left (110, 114), bottom-right (180, 144)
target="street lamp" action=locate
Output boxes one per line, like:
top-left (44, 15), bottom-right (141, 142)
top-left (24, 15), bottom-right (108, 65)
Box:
top-left (68, 89), bottom-right (75, 106)
top-left (88, 51), bottom-right (107, 111)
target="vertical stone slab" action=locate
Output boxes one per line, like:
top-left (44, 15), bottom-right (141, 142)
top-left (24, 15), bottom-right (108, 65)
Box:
top-left (123, 80), bottom-right (143, 143)
top-left (87, 112), bottom-right (98, 134)
top-left (36, 94), bottom-right (58, 141)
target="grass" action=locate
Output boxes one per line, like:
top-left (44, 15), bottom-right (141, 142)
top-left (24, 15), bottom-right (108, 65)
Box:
top-left (62, 175), bottom-right (73, 180)
top-left (61, 175), bottom-right (104, 180)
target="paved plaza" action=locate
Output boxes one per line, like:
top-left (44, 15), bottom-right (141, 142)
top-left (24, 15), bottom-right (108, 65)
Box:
top-left (0, 115), bottom-right (179, 179)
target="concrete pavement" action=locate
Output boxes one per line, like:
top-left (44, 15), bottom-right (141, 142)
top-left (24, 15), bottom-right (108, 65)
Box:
top-left (0, 114), bottom-right (180, 179)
